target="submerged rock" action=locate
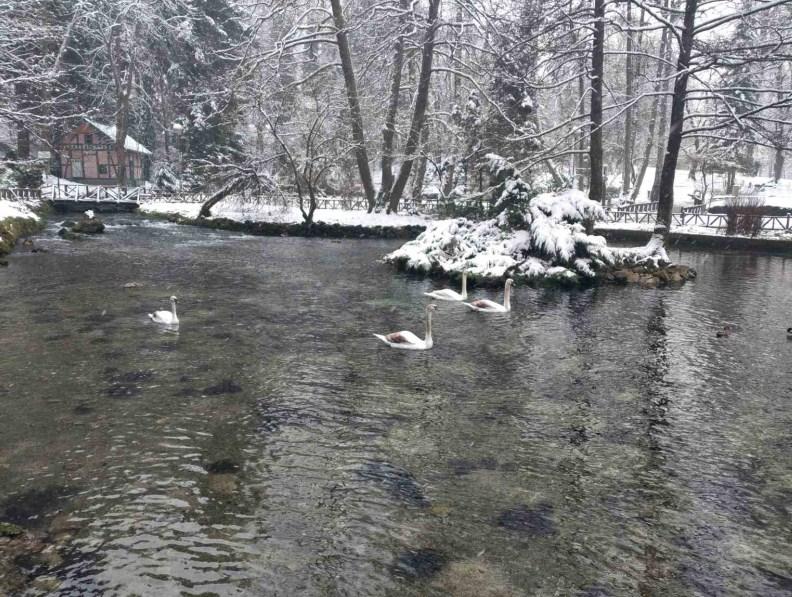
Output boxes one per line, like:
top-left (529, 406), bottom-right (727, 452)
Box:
top-left (205, 459), bottom-right (241, 474)
top-left (496, 502), bottom-right (557, 536)
top-left (203, 379), bottom-right (242, 395)
top-left (431, 559), bottom-right (518, 597)
top-left (72, 403), bottom-right (94, 415)
top-left (112, 370), bottom-right (155, 383)
top-left (0, 485), bottom-right (77, 530)
top-left (206, 474), bottom-right (237, 497)
top-left (106, 383), bottom-right (141, 398)
top-left (448, 457), bottom-right (499, 476)
top-left (393, 548), bottom-right (447, 580)
top-left (57, 227), bottom-right (81, 241)
top-left (358, 461), bottom-right (430, 507)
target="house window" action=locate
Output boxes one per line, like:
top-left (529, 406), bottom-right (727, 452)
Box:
top-left (84, 134), bottom-right (93, 145)
top-left (98, 164), bottom-right (108, 175)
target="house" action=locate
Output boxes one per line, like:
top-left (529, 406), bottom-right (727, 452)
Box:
top-left (55, 119), bottom-right (151, 186)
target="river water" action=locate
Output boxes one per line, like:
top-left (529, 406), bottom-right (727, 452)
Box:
top-left (0, 216), bottom-right (791, 596)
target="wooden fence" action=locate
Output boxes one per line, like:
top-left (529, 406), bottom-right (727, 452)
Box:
top-left (0, 188), bottom-right (42, 201)
top-left (606, 210), bottom-right (792, 232)
top-left (137, 191), bottom-right (483, 215)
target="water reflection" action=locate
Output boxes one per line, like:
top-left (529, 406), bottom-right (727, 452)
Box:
top-left (0, 217), bottom-right (790, 596)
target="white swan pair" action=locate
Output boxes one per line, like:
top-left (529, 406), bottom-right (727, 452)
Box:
top-left (148, 296), bottom-right (179, 327)
top-left (426, 272), bottom-right (513, 313)
top-left (374, 276), bottom-right (513, 350)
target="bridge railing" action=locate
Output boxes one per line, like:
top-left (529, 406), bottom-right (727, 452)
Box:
top-left (51, 185), bottom-right (143, 203)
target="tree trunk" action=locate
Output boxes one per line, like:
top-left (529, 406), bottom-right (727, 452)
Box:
top-left (378, 0), bottom-right (409, 211)
top-left (630, 21), bottom-right (669, 203)
top-left (14, 83), bottom-right (31, 159)
top-left (576, 67), bottom-right (588, 190)
top-left (621, 1), bottom-right (634, 195)
top-left (650, 14), bottom-right (675, 203)
top-left (115, 97), bottom-right (129, 187)
top-left (441, 159), bottom-right (456, 198)
top-left (411, 127), bottom-right (431, 202)
top-left (199, 177), bottom-right (249, 218)
top-left (588, 0), bottom-right (606, 204)
top-left (655, 0), bottom-right (698, 235)
top-left (387, 0), bottom-right (441, 213)
top-left (329, 0), bottom-right (377, 211)
top-left (773, 147), bottom-right (785, 182)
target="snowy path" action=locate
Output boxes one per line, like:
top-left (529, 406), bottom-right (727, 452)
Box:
top-left (139, 200), bottom-right (429, 228)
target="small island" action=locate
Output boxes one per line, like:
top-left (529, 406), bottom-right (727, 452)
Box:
top-left (385, 158), bottom-right (696, 288)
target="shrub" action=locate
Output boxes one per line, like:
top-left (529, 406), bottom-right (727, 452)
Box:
top-left (724, 194), bottom-right (764, 237)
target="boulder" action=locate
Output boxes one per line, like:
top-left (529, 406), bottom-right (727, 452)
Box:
top-left (57, 228), bottom-right (80, 241)
top-left (72, 218), bottom-right (105, 234)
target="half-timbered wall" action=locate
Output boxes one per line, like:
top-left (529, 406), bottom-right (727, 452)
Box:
top-left (58, 122), bottom-right (145, 184)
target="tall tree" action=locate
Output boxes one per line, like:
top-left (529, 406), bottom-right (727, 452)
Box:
top-left (378, 0), bottom-right (410, 211)
top-left (589, 0), bottom-right (606, 204)
top-left (329, 0), bottom-right (377, 211)
top-left (655, 0), bottom-right (697, 233)
top-left (386, 0), bottom-right (441, 213)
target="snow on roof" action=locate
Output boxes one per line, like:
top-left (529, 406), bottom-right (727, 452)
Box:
top-left (84, 118), bottom-right (152, 155)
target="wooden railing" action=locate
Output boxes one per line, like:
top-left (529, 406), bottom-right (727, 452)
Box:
top-left (0, 188), bottom-right (42, 201)
top-left (51, 185), bottom-right (143, 203)
top-left (610, 200), bottom-right (659, 214)
top-left (605, 210), bottom-right (792, 232)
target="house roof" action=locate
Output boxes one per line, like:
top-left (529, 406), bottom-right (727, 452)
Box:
top-left (84, 118), bottom-right (152, 155)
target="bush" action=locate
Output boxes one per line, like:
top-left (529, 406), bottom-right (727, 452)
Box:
top-left (724, 194), bottom-right (764, 237)
top-left (5, 161), bottom-right (44, 188)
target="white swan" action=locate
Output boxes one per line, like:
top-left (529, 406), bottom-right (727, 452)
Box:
top-left (464, 278), bottom-right (513, 313)
top-left (374, 304), bottom-right (437, 350)
top-left (424, 272), bottom-right (467, 301)
top-left (148, 296), bottom-right (179, 326)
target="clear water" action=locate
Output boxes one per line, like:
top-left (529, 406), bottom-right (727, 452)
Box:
top-left (1, 216), bottom-right (791, 596)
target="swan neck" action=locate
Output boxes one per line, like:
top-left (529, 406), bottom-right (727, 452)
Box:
top-left (461, 273), bottom-right (467, 298)
top-left (171, 300), bottom-right (178, 319)
top-left (504, 283), bottom-right (511, 310)
top-left (425, 310), bottom-right (433, 342)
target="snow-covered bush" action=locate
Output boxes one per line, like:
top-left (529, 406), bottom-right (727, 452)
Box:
top-left (385, 160), bottom-right (671, 285)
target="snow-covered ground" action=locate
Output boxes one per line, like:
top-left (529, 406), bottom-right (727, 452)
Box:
top-left (0, 199), bottom-right (39, 222)
top-left (139, 199), bottom-right (429, 228)
top-left (623, 168), bottom-right (792, 210)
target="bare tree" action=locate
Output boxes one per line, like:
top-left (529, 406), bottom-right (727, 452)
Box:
top-left (589, 0), bottom-right (606, 204)
top-left (386, 0), bottom-right (441, 213)
top-left (329, 0), bottom-right (377, 211)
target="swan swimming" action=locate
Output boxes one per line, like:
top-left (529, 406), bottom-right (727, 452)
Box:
top-left (148, 296), bottom-right (179, 326)
top-left (464, 278), bottom-right (513, 313)
top-left (374, 304), bottom-right (437, 350)
top-left (424, 272), bottom-right (467, 301)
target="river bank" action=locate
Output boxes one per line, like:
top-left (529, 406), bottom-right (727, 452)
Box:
top-left (596, 225), bottom-right (792, 255)
top-left (156, 212), bottom-right (427, 240)
top-left (0, 200), bottom-right (45, 263)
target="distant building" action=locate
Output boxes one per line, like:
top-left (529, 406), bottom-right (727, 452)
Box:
top-left (55, 119), bottom-right (151, 186)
